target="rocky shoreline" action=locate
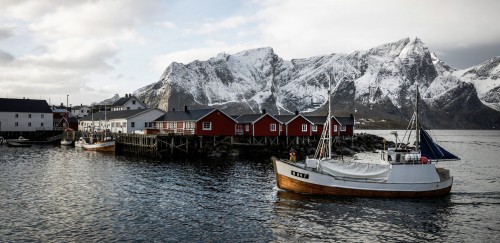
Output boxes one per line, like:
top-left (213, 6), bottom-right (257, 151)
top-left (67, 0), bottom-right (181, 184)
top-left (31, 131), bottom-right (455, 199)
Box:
top-left (203, 133), bottom-right (394, 159)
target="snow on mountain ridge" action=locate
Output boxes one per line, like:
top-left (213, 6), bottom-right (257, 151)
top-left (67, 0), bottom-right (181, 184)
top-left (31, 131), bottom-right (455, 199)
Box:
top-left (133, 37), bottom-right (500, 127)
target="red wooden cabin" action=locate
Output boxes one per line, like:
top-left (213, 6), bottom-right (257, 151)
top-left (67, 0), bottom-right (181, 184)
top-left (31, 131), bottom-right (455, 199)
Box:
top-left (154, 107), bottom-right (236, 136)
top-left (235, 110), bottom-right (281, 137)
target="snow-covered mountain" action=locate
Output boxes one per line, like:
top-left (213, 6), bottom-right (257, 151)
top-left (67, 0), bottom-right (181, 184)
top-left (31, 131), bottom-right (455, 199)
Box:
top-left (134, 37), bottom-right (500, 129)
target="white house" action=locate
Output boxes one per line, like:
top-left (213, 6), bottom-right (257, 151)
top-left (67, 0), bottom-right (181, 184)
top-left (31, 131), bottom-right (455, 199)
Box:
top-left (0, 98), bottom-right (53, 132)
top-left (110, 94), bottom-right (147, 111)
top-left (71, 105), bottom-right (91, 118)
top-left (78, 108), bottom-right (165, 133)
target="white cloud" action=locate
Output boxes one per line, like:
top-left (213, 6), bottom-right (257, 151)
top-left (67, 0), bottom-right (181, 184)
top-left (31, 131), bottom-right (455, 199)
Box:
top-left (27, 1), bottom-right (153, 39)
top-left (253, 0), bottom-right (500, 59)
top-left (0, 24), bottom-right (15, 40)
top-left (195, 16), bottom-right (249, 35)
top-left (21, 38), bottom-right (119, 70)
top-left (160, 21), bottom-right (177, 30)
top-left (0, 49), bottom-right (15, 63)
top-left (150, 43), bottom-right (260, 71)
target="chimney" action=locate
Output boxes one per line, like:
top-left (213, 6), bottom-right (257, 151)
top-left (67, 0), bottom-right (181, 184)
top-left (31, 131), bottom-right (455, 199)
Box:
top-left (184, 105), bottom-right (188, 112)
top-left (129, 93), bottom-right (132, 98)
top-left (262, 109), bottom-right (266, 114)
top-left (350, 113), bottom-right (354, 119)
top-left (295, 110), bottom-right (299, 116)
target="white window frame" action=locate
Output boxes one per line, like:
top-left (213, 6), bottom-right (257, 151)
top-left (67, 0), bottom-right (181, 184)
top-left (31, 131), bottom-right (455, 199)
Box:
top-left (245, 124), bottom-right (249, 131)
top-left (270, 123), bottom-right (277, 131)
top-left (341, 125), bottom-right (346, 132)
top-left (312, 125), bottom-right (317, 132)
top-left (301, 124), bottom-right (308, 132)
top-left (334, 125), bottom-right (338, 132)
top-left (202, 122), bottom-right (212, 130)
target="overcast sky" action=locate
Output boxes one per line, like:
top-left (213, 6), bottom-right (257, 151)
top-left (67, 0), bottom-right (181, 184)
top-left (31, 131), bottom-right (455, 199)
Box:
top-left (1, 0), bottom-right (499, 106)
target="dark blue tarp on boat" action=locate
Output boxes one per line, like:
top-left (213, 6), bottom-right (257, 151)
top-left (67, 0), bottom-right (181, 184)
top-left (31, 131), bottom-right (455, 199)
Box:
top-left (420, 128), bottom-right (460, 161)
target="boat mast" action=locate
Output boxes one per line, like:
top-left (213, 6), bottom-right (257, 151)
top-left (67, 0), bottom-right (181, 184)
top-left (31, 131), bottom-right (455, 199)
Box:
top-left (328, 72), bottom-right (332, 159)
top-left (104, 104), bottom-right (107, 138)
top-left (415, 85), bottom-right (419, 151)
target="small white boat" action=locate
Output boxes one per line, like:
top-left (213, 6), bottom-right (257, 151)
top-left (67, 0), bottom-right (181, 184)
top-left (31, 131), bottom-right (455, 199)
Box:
top-left (16, 136), bottom-right (30, 142)
top-left (75, 137), bottom-right (90, 148)
top-left (82, 139), bottom-right (115, 152)
top-left (61, 128), bottom-right (74, 146)
top-left (61, 139), bottom-right (73, 146)
top-left (272, 83), bottom-right (459, 198)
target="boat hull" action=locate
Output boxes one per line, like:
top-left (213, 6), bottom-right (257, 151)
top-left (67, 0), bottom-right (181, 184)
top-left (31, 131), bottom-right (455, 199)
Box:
top-left (82, 141), bottom-right (115, 152)
top-left (61, 140), bottom-right (73, 146)
top-left (272, 157), bottom-right (452, 198)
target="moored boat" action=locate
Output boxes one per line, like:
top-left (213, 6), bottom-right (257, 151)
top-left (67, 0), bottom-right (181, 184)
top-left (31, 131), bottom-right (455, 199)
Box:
top-left (61, 128), bottom-right (74, 146)
top-left (7, 141), bottom-right (32, 147)
top-left (82, 137), bottom-right (115, 152)
top-left (272, 81), bottom-right (459, 198)
top-left (81, 105), bottom-right (115, 152)
top-left (75, 136), bottom-right (90, 148)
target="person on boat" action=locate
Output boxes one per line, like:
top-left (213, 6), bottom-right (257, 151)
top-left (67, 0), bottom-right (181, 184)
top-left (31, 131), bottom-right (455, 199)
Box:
top-left (289, 147), bottom-right (297, 162)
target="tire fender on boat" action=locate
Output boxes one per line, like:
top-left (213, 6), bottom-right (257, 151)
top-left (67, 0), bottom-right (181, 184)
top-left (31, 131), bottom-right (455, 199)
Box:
top-left (420, 156), bottom-right (428, 164)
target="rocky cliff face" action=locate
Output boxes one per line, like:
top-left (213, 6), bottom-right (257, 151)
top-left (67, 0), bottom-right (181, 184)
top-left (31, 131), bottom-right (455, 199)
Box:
top-left (134, 37), bottom-right (500, 129)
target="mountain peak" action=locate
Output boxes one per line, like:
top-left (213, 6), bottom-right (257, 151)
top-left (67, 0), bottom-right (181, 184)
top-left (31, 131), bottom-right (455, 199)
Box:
top-left (134, 38), bottom-right (500, 128)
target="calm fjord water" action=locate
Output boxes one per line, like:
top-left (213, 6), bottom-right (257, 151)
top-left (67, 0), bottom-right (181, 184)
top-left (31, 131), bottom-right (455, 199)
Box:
top-left (1, 130), bottom-right (499, 242)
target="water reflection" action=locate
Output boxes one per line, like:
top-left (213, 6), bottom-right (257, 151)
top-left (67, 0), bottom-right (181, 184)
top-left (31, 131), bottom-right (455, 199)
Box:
top-left (272, 190), bottom-right (453, 242)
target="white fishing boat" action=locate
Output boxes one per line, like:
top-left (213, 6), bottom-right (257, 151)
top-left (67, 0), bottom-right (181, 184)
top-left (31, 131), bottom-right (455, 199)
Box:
top-left (74, 136), bottom-right (90, 148)
top-left (82, 105), bottom-right (115, 152)
top-left (82, 137), bottom-right (115, 152)
top-left (61, 128), bottom-right (74, 146)
top-left (272, 80), bottom-right (459, 197)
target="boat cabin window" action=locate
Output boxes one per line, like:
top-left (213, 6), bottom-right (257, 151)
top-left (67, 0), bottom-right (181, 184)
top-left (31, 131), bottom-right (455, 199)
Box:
top-left (396, 154), bottom-right (401, 162)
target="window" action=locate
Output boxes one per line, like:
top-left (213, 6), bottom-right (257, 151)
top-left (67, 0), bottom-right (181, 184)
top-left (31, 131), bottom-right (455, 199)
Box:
top-left (131, 122), bottom-right (135, 128)
top-left (145, 122), bottom-right (148, 128)
top-left (15, 114), bottom-right (18, 118)
top-left (341, 126), bottom-right (346, 131)
top-left (270, 123), bottom-right (276, 131)
top-left (127, 107), bottom-right (130, 110)
top-left (186, 122), bottom-right (195, 129)
top-left (202, 122), bottom-right (212, 130)
top-left (169, 122), bottom-right (176, 129)
top-left (132, 100), bottom-right (136, 105)
top-left (15, 122), bottom-right (18, 126)
top-left (334, 125), bottom-right (338, 132)
top-left (28, 114), bottom-right (31, 118)
top-left (312, 125), bottom-right (317, 132)
top-left (301, 124), bottom-right (308, 132)
top-left (41, 123), bottom-right (44, 127)
top-left (28, 122), bottom-right (31, 127)
top-left (245, 124), bottom-right (249, 131)
top-left (41, 114), bottom-right (44, 118)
